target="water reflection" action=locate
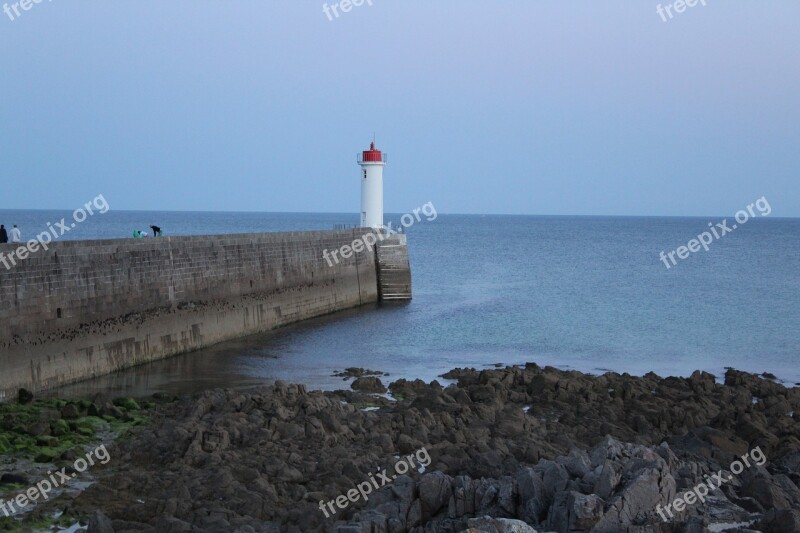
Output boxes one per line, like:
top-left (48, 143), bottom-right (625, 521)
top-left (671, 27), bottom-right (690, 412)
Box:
top-left (47, 303), bottom-right (404, 399)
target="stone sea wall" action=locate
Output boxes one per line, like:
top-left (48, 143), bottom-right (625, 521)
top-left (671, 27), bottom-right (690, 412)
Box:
top-left (0, 229), bottom-right (382, 398)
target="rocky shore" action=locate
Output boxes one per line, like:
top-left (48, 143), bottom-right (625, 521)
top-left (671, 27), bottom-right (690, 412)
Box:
top-left (5, 364), bottom-right (800, 532)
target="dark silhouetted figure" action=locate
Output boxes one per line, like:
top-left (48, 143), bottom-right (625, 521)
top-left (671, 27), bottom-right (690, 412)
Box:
top-left (150, 225), bottom-right (162, 236)
top-left (0, 225), bottom-right (7, 244)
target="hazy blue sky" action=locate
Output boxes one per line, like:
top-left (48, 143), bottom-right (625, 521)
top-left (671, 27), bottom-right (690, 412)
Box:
top-left (1, 2), bottom-right (798, 216)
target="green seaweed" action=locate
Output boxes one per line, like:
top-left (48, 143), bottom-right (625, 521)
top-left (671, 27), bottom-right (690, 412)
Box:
top-left (0, 516), bottom-right (18, 532)
top-left (34, 399), bottom-right (66, 410)
top-left (34, 447), bottom-right (59, 463)
top-left (350, 400), bottom-right (385, 410)
top-left (0, 511), bottom-right (78, 532)
top-left (49, 419), bottom-right (69, 436)
top-left (76, 399), bottom-right (92, 410)
top-left (113, 397), bottom-right (141, 411)
top-left (0, 397), bottom-right (152, 463)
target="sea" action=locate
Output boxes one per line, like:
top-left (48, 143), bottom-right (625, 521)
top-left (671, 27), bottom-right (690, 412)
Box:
top-left (1, 209), bottom-right (798, 398)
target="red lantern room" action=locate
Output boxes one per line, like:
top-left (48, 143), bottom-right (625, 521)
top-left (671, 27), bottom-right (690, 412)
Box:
top-left (361, 142), bottom-right (383, 162)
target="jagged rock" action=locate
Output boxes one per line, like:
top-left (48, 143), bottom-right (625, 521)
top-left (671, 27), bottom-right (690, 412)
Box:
top-left (351, 377), bottom-right (388, 393)
top-left (545, 491), bottom-right (603, 531)
top-left (389, 378), bottom-right (433, 399)
top-left (591, 460), bottom-right (621, 499)
top-left (533, 460), bottom-right (569, 510)
top-left (755, 508), bottom-right (800, 532)
top-left (100, 402), bottom-right (126, 419)
top-left (515, 467), bottom-right (545, 524)
top-left (87, 510), bottom-right (114, 533)
top-left (463, 516), bottom-right (539, 532)
top-left (59, 366), bottom-right (800, 532)
top-left (419, 471), bottom-right (453, 518)
top-left (740, 470), bottom-right (800, 509)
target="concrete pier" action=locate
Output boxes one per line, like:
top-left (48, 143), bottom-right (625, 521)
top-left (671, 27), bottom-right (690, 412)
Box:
top-left (0, 229), bottom-right (411, 398)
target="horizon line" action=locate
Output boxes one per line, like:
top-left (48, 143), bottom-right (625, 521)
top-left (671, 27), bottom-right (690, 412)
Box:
top-left (0, 208), bottom-right (797, 220)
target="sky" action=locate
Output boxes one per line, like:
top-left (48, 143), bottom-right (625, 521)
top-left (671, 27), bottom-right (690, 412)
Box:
top-left (1, 1), bottom-right (798, 217)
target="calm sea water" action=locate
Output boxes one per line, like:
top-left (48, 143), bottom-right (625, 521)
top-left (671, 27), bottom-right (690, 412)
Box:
top-left (2, 209), bottom-right (798, 397)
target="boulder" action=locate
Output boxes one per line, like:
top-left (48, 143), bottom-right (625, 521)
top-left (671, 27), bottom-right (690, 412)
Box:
top-left (87, 510), bottom-right (115, 533)
top-left (17, 388), bottom-right (33, 405)
top-left (419, 471), bottom-right (453, 518)
top-left (351, 377), bottom-right (387, 394)
top-left (60, 403), bottom-right (80, 419)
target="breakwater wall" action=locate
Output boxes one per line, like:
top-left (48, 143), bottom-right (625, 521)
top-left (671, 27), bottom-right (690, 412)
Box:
top-left (0, 229), bottom-right (410, 398)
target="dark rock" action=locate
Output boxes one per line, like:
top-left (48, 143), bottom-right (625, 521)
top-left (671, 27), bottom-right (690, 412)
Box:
top-left (333, 368), bottom-right (386, 379)
top-left (36, 435), bottom-right (58, 447)
top-left (592, 460), bottom-right (621, 499)
top-left (152, 517), bottom-right (192, 532)
top-left (351, 377), bottom-right (387, 393)
top-left (756, 508), bottom-right (800, 532)
top-left (0, 473), bottom-right (29, 485)
top-left (61, 448), bottom-right (80, 461)
top-left (62, 366), bottom-right (800, 532)
top-left (516, 467), bottom-right (545, 523)
top-left (557, 449), bottom-right (591, 478)
top-left (741, 473), bottom-right (799, 509)
top-left (440, 367), bottom-right (476, 381)
top-left (88, 403), bottom-right (102, 417)
top-left (27, 420), bottom-right (51, 437)
top-left (87, 510), bottom-right (115, 533)
top-left (534, 460), bottom-right (569, 509)
top-left (389, 378), bottom-right (431, 399)
top-left (110, 519), bottom-right (154, 530)
top-left (61, 403), bottom-right (80, 419)
top-left (406, 498), bottom-right (422, 528)
top-left (100, 403), bottom-right (126, 419)
top-left (418, 471), bottom-right (453, 518)
top-left (465, 516), bottom-right (538, 532)
top-left (546, 491), bottom-right (603, 531)
top-left (17, 388), bottom-right (33, 404)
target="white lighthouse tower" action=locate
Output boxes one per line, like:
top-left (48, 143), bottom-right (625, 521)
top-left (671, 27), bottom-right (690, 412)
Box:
top-left (358, 141), bottom-right (386, 228)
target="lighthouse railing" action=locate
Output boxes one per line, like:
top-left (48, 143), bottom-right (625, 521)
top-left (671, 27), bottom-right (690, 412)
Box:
top-left (357, 153), bottom-right (387, 164)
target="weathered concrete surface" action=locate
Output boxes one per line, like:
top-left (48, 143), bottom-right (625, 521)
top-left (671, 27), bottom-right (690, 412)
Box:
top-left (0, 229), bottom-right (383, 398)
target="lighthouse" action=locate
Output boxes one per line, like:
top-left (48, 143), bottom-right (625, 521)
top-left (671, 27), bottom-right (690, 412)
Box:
top-left (358, 141), bottom-right (386, 228)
